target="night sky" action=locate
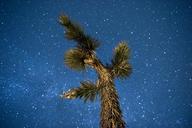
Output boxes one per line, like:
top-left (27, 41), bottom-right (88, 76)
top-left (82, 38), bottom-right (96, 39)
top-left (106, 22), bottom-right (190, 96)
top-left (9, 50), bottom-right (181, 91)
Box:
top-left (1, 0), bottom-right (192, 128)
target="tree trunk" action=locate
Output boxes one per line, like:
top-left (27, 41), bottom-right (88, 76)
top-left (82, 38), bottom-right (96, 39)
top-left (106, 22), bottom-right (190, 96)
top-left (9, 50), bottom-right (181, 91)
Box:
top-left (99, 77), bottom-right (125, 128)
top-left (86, 55), bottom-right (125, 128)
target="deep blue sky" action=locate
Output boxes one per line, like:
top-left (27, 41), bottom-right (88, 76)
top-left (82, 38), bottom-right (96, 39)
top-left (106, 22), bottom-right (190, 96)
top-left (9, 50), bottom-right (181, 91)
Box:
top-left (0, 0), bottom-right (192, 128)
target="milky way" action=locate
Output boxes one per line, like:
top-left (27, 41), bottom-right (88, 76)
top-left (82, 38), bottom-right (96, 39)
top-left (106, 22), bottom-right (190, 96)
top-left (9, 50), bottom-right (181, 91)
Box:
top-left (0, 0), bottom-right (192, 128)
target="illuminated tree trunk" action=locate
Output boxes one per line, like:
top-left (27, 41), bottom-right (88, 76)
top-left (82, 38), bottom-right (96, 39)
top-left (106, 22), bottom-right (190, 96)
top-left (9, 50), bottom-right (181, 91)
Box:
top-left (90, 58), bottom-right (125, 128)
top-left (100, 81), bottom-right (125, 128)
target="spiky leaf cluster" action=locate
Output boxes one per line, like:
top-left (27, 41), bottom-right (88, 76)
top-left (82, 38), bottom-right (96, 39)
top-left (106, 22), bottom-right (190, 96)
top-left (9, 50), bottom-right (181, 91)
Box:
top-left (59, 15), bottom-right (100, 51)
top-left (76, 81), bottom-right (99, 102)
top-left (111, 42), bottom-right (132, 78)
top-left (63, 81), bottom-right (99, 102)
top-left (64, 48), bottom-right (86, 70)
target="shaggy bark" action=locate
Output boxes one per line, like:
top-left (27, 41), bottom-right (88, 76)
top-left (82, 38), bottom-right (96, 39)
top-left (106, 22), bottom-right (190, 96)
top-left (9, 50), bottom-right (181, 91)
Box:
top-left (85, 54), bottom-right (125, 128)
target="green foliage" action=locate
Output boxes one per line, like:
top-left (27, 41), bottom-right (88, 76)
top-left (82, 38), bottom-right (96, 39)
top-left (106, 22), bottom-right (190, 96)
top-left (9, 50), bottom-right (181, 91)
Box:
top-left (64, 48), bottom-right (86, 70)
top-left (62, 81), bottom-right (99, 102)
top-left (59, 15), bottom-right (100, 51)
top-left (112, 42), bottom-right (130, 63)
top-left (111, 42), bottom-right (132, 78)
top-left (113, 61), bottom-right (132, 78)
top-left (77, 81), bottom-right (99, 102)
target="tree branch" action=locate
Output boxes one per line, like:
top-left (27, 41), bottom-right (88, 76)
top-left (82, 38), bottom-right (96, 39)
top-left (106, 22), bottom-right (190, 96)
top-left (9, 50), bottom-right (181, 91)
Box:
top-left (59, 14), bottom-right (100, 51)
top-left (110, 42), bottom-right (132, 79)
top-left (61, 81), bottom-right (100, 102)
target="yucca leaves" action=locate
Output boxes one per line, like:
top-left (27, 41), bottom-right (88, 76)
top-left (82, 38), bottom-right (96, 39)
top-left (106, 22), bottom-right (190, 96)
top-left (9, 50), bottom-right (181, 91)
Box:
top-left (77, 81), bottom-right (99, 102)
top-left (112, 42), bottom-right (130, 64)
top-left (111, 42), bottom-right (132, 78)
top-left (64, 48), bottom-right (86, 70)
top-left (59, 15), bottom-right (100, 51)
top-left (62, 81), bottom-right (99, 102)
top-left (112, 61), bottom-right (132, 79)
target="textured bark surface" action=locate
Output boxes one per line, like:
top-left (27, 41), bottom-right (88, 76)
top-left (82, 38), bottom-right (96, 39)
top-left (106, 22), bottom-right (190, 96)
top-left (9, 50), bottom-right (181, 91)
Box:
top-left (89, 56), bottom-right (125, 128)
top-left (100, 80), bottom-right (125, 128)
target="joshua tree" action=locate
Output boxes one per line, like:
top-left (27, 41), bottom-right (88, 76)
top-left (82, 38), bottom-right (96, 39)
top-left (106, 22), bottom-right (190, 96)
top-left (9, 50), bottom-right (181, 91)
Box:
top-left (59, 14), bottom-right (132, 128)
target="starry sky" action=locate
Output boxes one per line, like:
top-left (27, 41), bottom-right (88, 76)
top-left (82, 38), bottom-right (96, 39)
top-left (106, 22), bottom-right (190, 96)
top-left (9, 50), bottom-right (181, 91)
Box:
top-left (0, 0), bottom-right (192, 128)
